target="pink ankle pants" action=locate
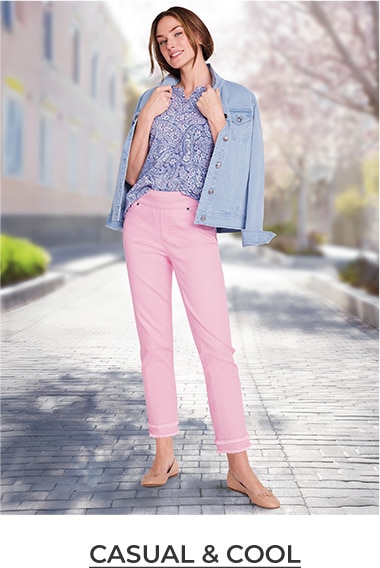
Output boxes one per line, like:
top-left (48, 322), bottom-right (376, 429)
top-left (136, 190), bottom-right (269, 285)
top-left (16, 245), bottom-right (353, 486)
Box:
top-left (123, 190), bottom-right (251, 453)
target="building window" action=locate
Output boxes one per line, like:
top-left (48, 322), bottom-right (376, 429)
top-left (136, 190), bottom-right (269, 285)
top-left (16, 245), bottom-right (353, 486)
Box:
top-left (68, 127), bottom-right (79, 191)
top-left (43, 4), bottom-right (53, 61)
top-left (90, 52), bottom-right (98, 99)
top-left (39, 113), bottom-right (53, 186)
top-left (3, 94), bottom-right (23, 177)
top-left (108, 74), bottom-right (115, 109)
top-left (1, 1), bottom-right (14, 30)
top-left (72, 24), bottom-right (80, 83)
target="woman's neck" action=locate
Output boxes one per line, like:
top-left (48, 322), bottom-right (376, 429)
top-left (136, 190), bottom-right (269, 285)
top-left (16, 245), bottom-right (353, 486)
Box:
top-left (177, 58), bottom-right (212, 96)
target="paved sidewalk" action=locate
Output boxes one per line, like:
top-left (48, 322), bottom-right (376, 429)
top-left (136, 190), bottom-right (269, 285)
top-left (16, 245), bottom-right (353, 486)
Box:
top-left (0, 242), bottom-right (124, 311)
top-left (1, 235), bottom-right (378, 515)
top-left (47, 242), bottom-right (124, 275)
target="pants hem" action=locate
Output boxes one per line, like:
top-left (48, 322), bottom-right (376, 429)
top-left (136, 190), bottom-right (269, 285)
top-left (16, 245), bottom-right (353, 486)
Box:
top-left (148, 422), bottom-right (180, 438)
top-left (215, 436), bottom-right (251, 454)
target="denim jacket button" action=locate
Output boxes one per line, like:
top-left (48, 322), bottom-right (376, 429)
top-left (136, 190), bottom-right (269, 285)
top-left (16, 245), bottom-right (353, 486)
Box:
top-left (223, 136), bottom-right (229, 142)
top-left (237, 116), bottom-right (242, 122)
top-left (215, 162), bottom-right (221, 169)
top-left (200, 215), bottom-right (206, 222)
top-left (208, 189), bottom-right (214, 195)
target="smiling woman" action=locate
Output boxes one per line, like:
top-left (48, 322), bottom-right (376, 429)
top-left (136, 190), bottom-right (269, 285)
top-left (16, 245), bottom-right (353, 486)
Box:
top-left (107, 0), bottom-right (248, 82)
top-left (149, 6), bottom-right (214, 78)
top-left (106, 5), bottom-right (279, 510)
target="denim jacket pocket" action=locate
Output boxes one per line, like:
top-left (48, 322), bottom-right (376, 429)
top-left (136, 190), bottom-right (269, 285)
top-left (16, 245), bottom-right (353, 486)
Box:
top-left (230, 110), bottom-right (252, 125)
top-left (229, 110), bottom-right (252, 142)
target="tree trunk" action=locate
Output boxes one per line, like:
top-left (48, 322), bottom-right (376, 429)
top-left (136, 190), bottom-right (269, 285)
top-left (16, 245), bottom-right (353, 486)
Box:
top-left (297, 176), bottom-right (308, 252)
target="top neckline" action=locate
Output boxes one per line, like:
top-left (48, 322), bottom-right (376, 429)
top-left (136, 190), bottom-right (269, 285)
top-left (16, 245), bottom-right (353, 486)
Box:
top-left (172, 85), bottom-right (206, 101)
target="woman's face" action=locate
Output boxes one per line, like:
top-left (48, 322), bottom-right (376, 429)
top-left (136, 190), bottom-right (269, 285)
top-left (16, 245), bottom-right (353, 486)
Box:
top-left (155, 15), bottom-right (200, 71)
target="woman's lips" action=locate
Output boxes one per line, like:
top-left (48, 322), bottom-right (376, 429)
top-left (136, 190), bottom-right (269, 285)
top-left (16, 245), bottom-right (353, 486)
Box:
top-left (170, 51), bottom-right (183, 60)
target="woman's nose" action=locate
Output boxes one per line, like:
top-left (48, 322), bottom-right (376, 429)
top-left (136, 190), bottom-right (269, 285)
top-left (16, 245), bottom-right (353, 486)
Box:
top-left (168, 39), bottom-right (176, 51)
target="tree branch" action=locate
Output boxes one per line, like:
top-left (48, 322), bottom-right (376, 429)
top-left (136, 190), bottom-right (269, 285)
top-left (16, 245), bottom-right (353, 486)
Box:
top-left (274, 135), bottom-right (307, 180)
top-left (370, 0), bottom-right (379, 88)
top-left (269, 38), bottom-right (375, 117)
top-left (295, 81), bottom-right (377, 118)
top-left (305, 2), bottom-right (378, 115)
top-left (352, 5), bottom-right (375, 77)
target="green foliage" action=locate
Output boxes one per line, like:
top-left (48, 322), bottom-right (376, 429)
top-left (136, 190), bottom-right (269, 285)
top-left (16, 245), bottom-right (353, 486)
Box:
top-left (339, 257), bottom-right (379, 296)
top-left (308, 230), bottom-right (326, 246)
top-left (269, 234), bottom-right (297, 254)
top-left (267, 223), bottom-right (324, 255)
top-left (266, 221), bottom-right (297, 237)
top-left (0, 234), bottom-right (51, 287)
top-left (362, 155), bottom-right (379, 198)
top-left (335, 156), bottom-right (379, 220)
top-left (335, 186), bottom-right (367, 218)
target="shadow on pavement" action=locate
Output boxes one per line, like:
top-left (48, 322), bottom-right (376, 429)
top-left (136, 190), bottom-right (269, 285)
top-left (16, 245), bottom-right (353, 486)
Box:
top-left (1, 369), bottom-right (149, 513)
top-left (226, 285), bottom-right (376, 339)
top-left (1, 367), bottom-right (222, 514)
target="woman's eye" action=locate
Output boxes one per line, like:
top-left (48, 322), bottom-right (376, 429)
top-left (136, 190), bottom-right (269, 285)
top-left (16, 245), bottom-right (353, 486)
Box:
top-left (175, 31), bottom-right (182, 37)
top-left (159, 40), bottom-right (167, 46)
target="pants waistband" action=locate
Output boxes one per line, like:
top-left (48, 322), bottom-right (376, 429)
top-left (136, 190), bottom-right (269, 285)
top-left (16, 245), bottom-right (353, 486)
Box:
top-left (134, 190), bottom-right (198, 210)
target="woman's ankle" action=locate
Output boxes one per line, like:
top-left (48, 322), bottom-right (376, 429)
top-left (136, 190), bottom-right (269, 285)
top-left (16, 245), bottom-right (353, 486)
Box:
top-left (154, 437), bottom-right (175, 461)
top-left (227, 451), bottom-right (250, 473)
top-left (227, 451), bottom-right (264, 486)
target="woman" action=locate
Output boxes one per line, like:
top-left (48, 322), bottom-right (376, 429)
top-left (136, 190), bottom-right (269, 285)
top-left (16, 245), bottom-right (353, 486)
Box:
top-left (106, 6), bottom-right (280, 509)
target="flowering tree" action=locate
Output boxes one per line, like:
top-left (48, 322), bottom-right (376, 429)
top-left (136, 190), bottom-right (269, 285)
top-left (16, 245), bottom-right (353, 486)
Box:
top-left (237, 1), bottom-right (378, 251)
top-left (260, 1), bottom-right (379, 120)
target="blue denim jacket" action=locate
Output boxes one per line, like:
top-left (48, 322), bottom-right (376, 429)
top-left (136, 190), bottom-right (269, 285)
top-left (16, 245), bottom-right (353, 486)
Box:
top-left (106, 66), bottom-right (276, 247)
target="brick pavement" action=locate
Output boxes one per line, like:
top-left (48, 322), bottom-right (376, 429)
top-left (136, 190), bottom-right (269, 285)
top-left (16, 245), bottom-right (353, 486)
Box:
top-left (1, 235), bottom-right (378, 515)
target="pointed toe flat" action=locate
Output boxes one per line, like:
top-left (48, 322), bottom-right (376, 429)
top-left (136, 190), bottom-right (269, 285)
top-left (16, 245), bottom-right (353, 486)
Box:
top-left (227, 471), bottom-right (281, 509)
top-left (141, 458), bottom-right (179, 487)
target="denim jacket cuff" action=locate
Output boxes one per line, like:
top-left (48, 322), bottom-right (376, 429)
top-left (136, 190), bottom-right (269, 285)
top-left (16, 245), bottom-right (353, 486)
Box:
top-left (241, 230), bottom-right (276, 247)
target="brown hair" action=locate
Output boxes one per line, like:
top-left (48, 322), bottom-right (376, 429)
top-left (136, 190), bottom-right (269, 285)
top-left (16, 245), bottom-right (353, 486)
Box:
top-left (149, 6), bottom-right (214, 78)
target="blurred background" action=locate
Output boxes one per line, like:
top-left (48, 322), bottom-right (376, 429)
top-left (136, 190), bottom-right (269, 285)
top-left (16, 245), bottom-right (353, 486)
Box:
top-left (1, 0), bottom-right (378, 254)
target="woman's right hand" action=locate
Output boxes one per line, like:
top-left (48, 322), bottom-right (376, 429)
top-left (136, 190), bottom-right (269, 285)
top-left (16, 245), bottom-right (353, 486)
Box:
top-left (140, 86), bottom-right (172, 122)
top-left (125, 86), bottom-right (172, 186)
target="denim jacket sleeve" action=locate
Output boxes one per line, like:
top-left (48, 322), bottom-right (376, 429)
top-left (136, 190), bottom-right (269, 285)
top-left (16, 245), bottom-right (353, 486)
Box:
top-left (241, 99), bottom-right (276, 247)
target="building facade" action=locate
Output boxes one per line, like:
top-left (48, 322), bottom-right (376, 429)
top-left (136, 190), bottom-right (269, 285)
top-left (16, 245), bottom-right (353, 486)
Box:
top-left (1, 1), bottom-right (128, 245)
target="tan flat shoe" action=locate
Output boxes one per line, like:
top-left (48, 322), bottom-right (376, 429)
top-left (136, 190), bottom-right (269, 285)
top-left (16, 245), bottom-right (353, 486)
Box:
top-left (141, 458), bottom-right (179, 487)
top-left (227, 471), bottom-right (280, 509)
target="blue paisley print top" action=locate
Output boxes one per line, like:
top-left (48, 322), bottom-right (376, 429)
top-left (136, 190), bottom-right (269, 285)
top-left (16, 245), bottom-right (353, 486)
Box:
top-left (125, 86), bottom-right (214, 211)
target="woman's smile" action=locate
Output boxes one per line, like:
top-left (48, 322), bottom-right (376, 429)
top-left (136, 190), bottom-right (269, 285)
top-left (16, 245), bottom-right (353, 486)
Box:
top-left (169, 50), bottom-right (184, 61)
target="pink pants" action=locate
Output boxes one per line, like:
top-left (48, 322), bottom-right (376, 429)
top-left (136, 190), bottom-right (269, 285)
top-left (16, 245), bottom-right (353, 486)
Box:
top-left (123, 190), bottom-right (250, 453)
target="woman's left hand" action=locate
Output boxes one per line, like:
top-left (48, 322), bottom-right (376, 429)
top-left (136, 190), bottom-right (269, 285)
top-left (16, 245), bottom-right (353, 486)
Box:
top-left (197, 86), bottom-right (226, 142)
